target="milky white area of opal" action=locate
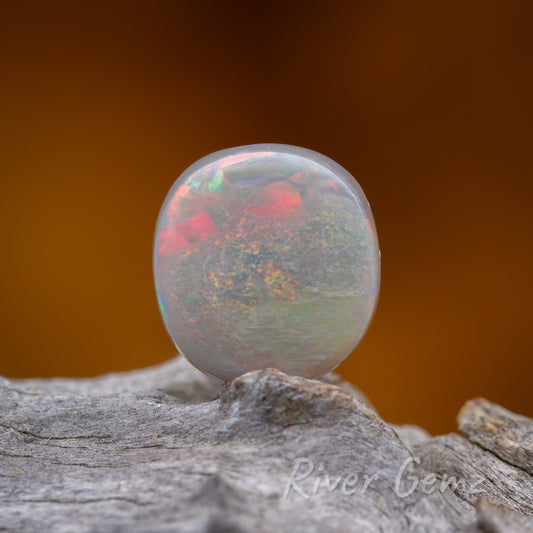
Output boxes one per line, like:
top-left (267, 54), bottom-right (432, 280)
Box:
top-left (154, 144), bottom-right (380, 381)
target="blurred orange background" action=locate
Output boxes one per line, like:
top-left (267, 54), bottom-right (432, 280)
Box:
top-left (1, 1), bottom-right (531, 434)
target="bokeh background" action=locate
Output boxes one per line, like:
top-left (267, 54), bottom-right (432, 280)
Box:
top-left (1, 1), bottom-right (531, 434)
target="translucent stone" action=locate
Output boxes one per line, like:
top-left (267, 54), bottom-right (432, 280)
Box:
top-left (153, 144), bottom-right (380, 381)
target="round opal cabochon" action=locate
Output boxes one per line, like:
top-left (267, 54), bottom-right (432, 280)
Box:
top-left (154, 144), bottom-right (380, 381)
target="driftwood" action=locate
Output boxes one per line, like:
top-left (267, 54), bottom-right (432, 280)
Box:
top-left (0, 356), bottom-right (531, 532)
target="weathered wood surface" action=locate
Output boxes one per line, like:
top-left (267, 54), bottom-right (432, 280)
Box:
top-left (0, 357), bottom-right (531, 532)
top-left (12, 355), bottom-right (373, 408)
top-left (458, 398), bottom-right (533, 476)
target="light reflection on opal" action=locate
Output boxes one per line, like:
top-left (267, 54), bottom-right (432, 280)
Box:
top-left (154, 144), bottom-right (380, 381)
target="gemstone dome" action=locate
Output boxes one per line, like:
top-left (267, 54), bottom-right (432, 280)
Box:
top-left (154, 144), bottom-right (380, 381)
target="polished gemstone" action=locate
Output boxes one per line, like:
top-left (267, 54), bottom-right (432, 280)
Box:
top-left (154, 144), bottom-right (380, 381)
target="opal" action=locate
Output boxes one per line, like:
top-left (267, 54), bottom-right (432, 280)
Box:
top-left (153, 144), bottom-right (380, 381)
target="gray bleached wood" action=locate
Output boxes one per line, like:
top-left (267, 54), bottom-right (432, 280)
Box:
top-left (458, 398), bottom-right (533, 476)
top-left (0, 356), bottom-right (532, 532)
top-left (12, 355), bottom-right (374, 408)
